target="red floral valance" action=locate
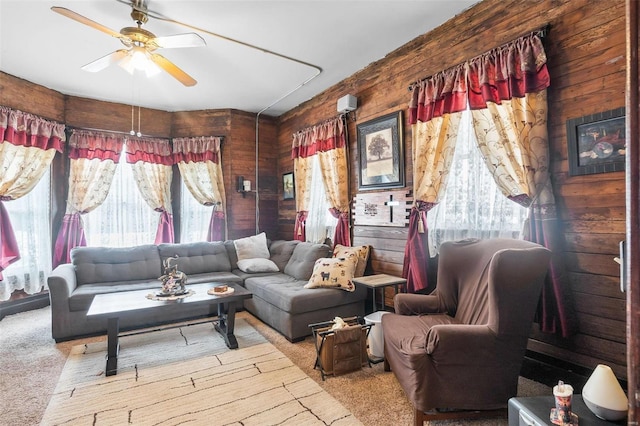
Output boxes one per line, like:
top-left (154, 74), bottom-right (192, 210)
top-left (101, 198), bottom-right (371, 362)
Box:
top-left (408, 63), bottom-right (467, 124)
top-left (467, 33), bottom-right (550, 109)
top-left (0, 106), bottom-right (65, 151)
top-left (172, 136), bottom-right (221, 164)
top-left (291, 117), bottom-right (345, 159)
top-left (68, 129), bottom-right (124, 162)
top-left (126, 137), bottom-right (173, 165)
top-left (408, 33), bottom-right (549, 123)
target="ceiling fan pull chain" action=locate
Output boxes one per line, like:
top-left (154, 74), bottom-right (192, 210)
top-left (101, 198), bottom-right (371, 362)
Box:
top-left (130, 104), bottom-right (135, 136)
top-left (137, 105), bottom-right (142, 137)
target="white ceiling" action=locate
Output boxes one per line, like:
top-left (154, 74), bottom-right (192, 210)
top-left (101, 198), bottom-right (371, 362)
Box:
top-left (0, 0), bottom-right (478, 116)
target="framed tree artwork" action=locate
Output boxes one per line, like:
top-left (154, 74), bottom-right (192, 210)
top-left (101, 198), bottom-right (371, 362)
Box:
top-left (357, 111), bottom-right (405, 190)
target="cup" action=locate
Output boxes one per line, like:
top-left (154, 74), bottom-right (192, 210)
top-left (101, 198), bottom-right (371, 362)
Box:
top-left (553, 381), bottom-right (574, 423)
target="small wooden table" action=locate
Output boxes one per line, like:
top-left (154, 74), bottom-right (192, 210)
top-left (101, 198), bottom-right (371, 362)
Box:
top-left (87, 282), bottom-right (252, 376)
top-left (353, 274), bottom-right (407, 312)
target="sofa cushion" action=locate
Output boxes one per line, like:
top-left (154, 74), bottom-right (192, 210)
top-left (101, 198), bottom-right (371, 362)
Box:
top-left (232, 269), bottom-right (279, 281)
top-left (283, 242), bottom-right (332, 281)
top-left (244, 273), bottom-right (367, 315)
top-left (305, 257), bottom-right (357, 292)
top-left (72, 245), bottom-right (161, 286)
top-left (224, 240), bottom-right (239, 270)
top-left (158, 242), bottom-right (230, 275)
top-left (268, 240), bottom-right (300, 271)
top-left (237, 258), bottom-right (279, 273)
top-left (234, 232), bottom-right (270, 260)
top-left (332, 244), bottom-right (370, 277)
top-left (183, 271), bottom-right (244, 285)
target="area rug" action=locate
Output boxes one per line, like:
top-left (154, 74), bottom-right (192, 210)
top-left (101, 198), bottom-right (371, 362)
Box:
top-left (40, 319), bottom-right (362, 425)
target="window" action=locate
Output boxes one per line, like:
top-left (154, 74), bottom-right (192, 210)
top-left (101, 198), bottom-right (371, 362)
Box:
top-left (83, 146), bottom-right (159, 247)
top-left (0, 169), bottom-right (52, 300)
top-left (180, 179), bottom-right (212, 243)
top-left (306, 156), bottom-right (337, 244)
top-left (427, 110), bottom-right (529, 255)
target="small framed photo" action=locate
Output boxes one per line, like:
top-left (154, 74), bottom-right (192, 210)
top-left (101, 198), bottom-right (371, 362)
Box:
top-left (567, 107), bottom-right (626, 176)
top-left (282, 172), bottom-right (295, 200)
top-left (357, 111), bottom-right (405, 190)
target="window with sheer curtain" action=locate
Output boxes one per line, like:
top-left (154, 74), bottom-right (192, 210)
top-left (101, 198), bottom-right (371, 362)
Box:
top-left (0, 169), bottom-right (52, 300)
top-left (179, 179), bottom-right (212, 243)
top-left (306, 156), bottom-right (337, 244)
top-left (426, 109), bottom-right (529, 255)
top-left (83, 144), bottom-right (159, 247)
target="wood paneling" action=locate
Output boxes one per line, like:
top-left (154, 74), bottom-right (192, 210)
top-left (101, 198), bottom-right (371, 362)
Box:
top-left (65, 96), bottom-right (172, 136)
top-left (0, 72), bottom-right (65, 121)
top-left (172, 109), bottom-right (278, 241)
top-left (1, 75), bottom-right (278, 244)
top-left (275, 0), bottom-right (628, 380)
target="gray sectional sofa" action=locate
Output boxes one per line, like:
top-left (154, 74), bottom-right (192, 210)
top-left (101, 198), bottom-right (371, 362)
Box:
top-left (48, 239), bottom-right (367, 342)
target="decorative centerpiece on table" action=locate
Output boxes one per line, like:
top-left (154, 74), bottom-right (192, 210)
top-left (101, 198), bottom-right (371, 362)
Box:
top-left (157, 255), bottom-right (188, 296)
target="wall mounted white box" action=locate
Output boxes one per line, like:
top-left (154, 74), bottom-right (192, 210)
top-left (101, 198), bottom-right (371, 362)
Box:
top-left (337, 94), bottom-right (357, 113)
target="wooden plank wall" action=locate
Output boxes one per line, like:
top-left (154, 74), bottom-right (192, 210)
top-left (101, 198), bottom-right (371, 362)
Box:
top-left (172, 109), bottom-right (279, 240)
top-left (276, 0), bottom-right (628, 379)
top-left (0, 72), bottom-right (280, 244)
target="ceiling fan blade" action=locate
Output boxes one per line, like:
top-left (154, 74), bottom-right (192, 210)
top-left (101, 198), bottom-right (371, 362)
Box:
top-left (151, 33), bottom-right (206, 49)
top-left (82, 50), bottom-right (129, 72)
top-left (149, 53), bottom-right (197, 87)
top-left (51, 7), bottom-right (126, 41)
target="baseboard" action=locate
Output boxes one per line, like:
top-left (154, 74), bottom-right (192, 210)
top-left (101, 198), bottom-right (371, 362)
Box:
top-left (521, 350), bottom-right (628, 392)
top-left (0, 293), bottom-right (50, 321)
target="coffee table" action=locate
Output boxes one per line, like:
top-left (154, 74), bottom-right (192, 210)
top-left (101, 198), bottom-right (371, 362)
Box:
top-left (87, 282), bottom-right (252, 376)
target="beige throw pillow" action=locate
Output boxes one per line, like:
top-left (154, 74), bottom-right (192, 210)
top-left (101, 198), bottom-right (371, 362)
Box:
top-left (332, 244), bottom-right (370, 277)
top-left (237, 258), bottom-right (279, 273)
top-left (233, 232), bottom-right (270, 260)
top-left (305, 257), bottom-right (357, 292)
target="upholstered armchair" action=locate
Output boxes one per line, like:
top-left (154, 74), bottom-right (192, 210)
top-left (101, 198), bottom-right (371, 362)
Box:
top-left (382, 238), bottom-right (551, 425)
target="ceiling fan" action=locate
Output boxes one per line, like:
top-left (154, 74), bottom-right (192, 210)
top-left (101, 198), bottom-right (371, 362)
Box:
top-left (51, 1), bottom-right (205, 86)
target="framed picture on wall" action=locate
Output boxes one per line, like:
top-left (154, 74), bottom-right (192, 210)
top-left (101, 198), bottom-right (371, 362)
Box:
top-left (567, 107), bottom-right (626, 176)
top-left (282, 172), bottom-right (295, 200)
top-left (357, 110), bottom-right (405, 190)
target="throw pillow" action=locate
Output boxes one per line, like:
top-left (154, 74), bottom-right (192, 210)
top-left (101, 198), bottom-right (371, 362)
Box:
top-left (233, 232), bottom-right (270, 261)
top-left (332, 244), bottom-right (370, 277)
top-left (237, 258), bottom-right (279, 273)
top-left (305, 257), bottom-right (357, 292)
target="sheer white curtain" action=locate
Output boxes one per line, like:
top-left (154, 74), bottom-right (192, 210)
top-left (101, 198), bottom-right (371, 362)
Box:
top-left (84, 144), bottom-right (159, 247)
top-left (427, 109), bottom-right (529, 255)
top-left (180, 179), bottom-right (212, 243)
top-left (306, 156), bottom-right (337, 244)
top-left (0, 169), bottom-right (51, 300)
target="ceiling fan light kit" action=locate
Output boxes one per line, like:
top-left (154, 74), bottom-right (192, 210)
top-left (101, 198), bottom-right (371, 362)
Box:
top-left (51, 2), bottom-right (204, 86)
top-left (119, 46), bottom-right (162, 77)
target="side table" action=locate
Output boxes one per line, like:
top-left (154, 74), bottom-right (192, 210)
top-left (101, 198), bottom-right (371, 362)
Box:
top-left (353, 273), bottom-right (407, 312)
top-left (508, 395), bottom-right (625, 426)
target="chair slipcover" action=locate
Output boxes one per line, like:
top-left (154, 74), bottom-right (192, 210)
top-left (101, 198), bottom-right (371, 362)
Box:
top-left (382, 238), bottom-right (551, 416)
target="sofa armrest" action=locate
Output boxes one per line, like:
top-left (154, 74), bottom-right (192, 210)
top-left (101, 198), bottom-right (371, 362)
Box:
top-left (48, 263), bottom-right (77, 305)
top-left (394, 293), bottom-right (441, 315)
top-left (48, 263), bottom-right (78, 341)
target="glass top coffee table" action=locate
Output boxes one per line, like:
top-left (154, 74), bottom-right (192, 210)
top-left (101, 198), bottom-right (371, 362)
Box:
top-left (87, 282), bottom-right (252, 376)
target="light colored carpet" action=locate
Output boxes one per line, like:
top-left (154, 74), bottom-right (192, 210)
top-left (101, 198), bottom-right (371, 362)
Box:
top-left (0, 306), bottom-right (551, 425)
top-left (40, 319), bottom-right (361, 425)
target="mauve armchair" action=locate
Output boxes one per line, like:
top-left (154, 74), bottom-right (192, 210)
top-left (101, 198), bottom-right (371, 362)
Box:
top-left (381, 238), bottom-right (551, 425)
